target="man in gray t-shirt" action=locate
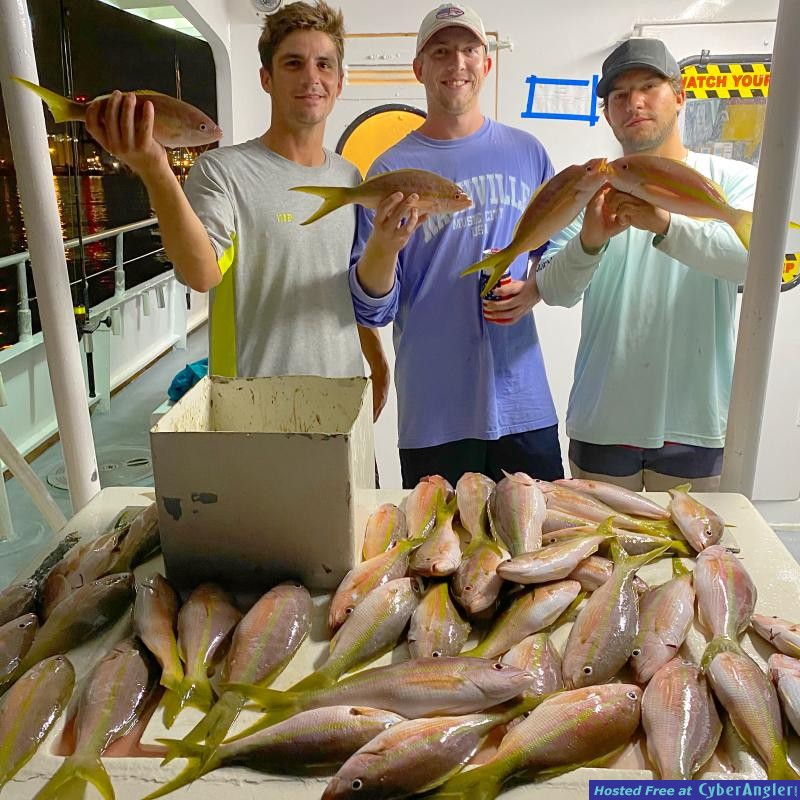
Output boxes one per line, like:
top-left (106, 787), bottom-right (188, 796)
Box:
top-left (85, 2), bottom-right (389, 412)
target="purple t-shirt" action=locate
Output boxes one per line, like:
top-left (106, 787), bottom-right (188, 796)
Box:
top-left (349, 118), bottom-right (558, 450)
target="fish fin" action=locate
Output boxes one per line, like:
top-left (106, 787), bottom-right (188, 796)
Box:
top-left (182, 691), bottom-right (245, 749)
top-left (425, 764), bottom-right (503, 800)
top-left (767, 747), bottom-right (800, 780)
top-left (220, 681), bottom-right (299, 713)
top-left (700, 635), bottom-right (743, 671)
top-left (224, 708), bottom-right (293, 742)
top-left (141, 757), bottom-right (209, 799)
top-left (731, 209), bottom-right (753, 250)
top-left (610, 538), bottom-right (670, 570)
top-left (459, 250), bottom-right (516, 296)
top-left (290, 185), bottom-right (349, 225)
top-left (34, 756), bottom-right (114, 800)
top-left (287, 670), bottom-right (335, 693)
top-left (670, 482), bottom-right (692, 494)
top-left (671, 557), bottom-right (693, 578)
top-left (11, 77), bottom-right (85, 123)
top-left (160, 686), bottom-right (185, 728)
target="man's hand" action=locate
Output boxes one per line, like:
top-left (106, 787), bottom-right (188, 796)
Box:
top-left (580, 185), bottom-right (629, 252)
top-left (356, 192), bottom-right (428, 298)
top-left (85, 91), bottom-right (169, 179)
top-left (603, 188), bottom-right (670, 236)
top-left (482, 276), bottom-right (540, 325)
top-left (580, 186), bottom-right (669, 252)
top-left (368, 192), bottom-right (428, 256)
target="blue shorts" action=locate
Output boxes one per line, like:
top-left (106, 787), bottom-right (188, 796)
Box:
top-left (400, 426), bottom-right (564, 489)
top-left (568, 439), bottom-right (723, 480)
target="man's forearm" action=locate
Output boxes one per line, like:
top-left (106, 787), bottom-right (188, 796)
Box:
top-left (355, 237), bottom-right (400, 298)
top-left (141, 163), bottom-right (221, 292)
top-left (357, 324), bottom-right (389, 376)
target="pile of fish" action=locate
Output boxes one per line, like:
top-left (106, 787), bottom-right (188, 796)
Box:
top-left (2, 477), bottom-right (800, 799)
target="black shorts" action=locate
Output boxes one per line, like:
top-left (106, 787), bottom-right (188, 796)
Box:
top-left (568, 439), bottom-right (723, 480)
top-left (399, 425), bottom-right (564, 489)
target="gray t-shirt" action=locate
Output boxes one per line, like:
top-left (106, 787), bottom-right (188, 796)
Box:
top-left (184, 138), bottom-right (364, 378)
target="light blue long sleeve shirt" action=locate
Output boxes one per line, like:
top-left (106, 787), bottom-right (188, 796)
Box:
top-left (536, 151), bottom-right (757, 449)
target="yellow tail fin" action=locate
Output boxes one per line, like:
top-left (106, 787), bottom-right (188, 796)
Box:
top-left (34, 755), bottom-right (114, 800)
top-left (290, 185), bottom-right (350, 225)
top-left (459, 249), bottom-right (516, 298)
top-left (11, 76), bottom-right (85, 123)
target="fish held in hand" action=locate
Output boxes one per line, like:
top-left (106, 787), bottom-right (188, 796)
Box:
top-left (292, 168), bottom-right (472, 225)
top-left (460, 158), bottom-right (608, 296)
top-left (12, 76), bottom-right (222, 148)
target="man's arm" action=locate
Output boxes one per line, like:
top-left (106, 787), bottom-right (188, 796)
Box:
top-left (355, 192), bottom-right (425, 297)
top-left (85, 92), bottom-right (222, 292)
top-left (357, 325), bottom-right (390, 422)
top-left (653, 165), bottom-right (756, 283)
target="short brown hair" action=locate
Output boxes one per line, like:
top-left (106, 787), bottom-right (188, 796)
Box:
top-left (258, 1), bottom-right (345, 73)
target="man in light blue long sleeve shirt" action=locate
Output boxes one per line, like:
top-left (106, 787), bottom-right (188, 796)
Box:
top-left (535, 38), bottom-right (757, 491)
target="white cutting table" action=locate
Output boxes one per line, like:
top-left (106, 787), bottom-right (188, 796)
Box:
top-left (5, 487), bottom-right (800, 799)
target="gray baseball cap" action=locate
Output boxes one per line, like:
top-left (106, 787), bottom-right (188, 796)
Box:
top-left (596, 38), bottom-right (681, 98)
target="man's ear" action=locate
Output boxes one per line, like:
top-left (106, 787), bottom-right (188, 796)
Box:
top-left (336, 69), bottom-right (344, 99)
top-left (412, 56), bottom-right (423, 84)
top-left (260, 65), bottom-right (272, 95)
top-left (675, 88), bottom-right (686, 115)
top-left (484, 55), bottom-right (493, 78)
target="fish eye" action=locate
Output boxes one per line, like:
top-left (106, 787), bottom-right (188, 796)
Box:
top-left (548, 538), bottom-right (557, 544)
top-left (582, 666), bottom-right (593, 675)
top-left (464, 584), bottom-right (473, 592)
top-left (199, 123), bottom-right (208, 131)
top-left (345, 606), bottom-right (354, 615)
top-left (621, 164), bottom-right (629, 170)
top-left (626, 691), bottom-right (638, 700)
top-left (631, 648), bottom-right (641, 657)
top-left (432, 650), bottom-right (442, 657)
top-left (492, 662), bottom-right (506, 670)
top-left (352, 778), bottom-right (364, 791)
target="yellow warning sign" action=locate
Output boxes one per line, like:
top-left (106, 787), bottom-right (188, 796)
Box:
top-left (682, 63), bottom-right (770, 99)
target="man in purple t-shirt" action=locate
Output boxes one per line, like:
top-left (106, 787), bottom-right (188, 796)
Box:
top-left (349, 3), bottom-right (563, 488)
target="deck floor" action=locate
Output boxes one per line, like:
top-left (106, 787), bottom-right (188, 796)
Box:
top-left (1, 323), bottom-right (799, 586)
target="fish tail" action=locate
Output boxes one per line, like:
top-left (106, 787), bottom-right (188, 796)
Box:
top-left (11, 76), bottom-right (85, 124)
top-left (181, 691), bottom-right (244, 749)
top-left (767, 746), bottom-right (800, 780)
top-left (290, 185), bottom-right (349, 225)
top-left (34, 755), bottom-right (114, 800)
top-left (426, 764), bottom-right (503, 800)
top-left (609, 537), bottom-right (670, 570)
top-left (224, 707), bottom-right (295, 742)
top-left (220, 681), bottom-right (299, 713)
top-left (141, 756), bottom-right (212, 799)
top-left (671, 556), bottom-right (692, 578)
top-left (459, 249), bottom-right (516, 297)
top-left (287, 669), bottom-right (336, 693)
top-left (731, 208), bottom-right (752, 250)
top-left (700, 634), bottom-right (743, 670)
top-left (162, 675), bottom-right (215, 727)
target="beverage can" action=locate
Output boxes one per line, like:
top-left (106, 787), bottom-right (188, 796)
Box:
top-left (478, 249), bottom-right (511, 302)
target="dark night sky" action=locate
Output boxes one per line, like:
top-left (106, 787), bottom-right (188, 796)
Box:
top-left (0, 0), bottom-right (217, 162)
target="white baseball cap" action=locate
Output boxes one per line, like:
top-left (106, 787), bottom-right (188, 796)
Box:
top-left (415, 4), bottom-right (488, 56)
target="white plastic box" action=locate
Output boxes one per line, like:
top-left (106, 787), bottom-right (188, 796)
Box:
top-left (149, 374), bottom-right (375, 592)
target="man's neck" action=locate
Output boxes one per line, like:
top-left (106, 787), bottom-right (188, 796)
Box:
top-left (627, 134), bottom-right (688, 161)
top-left (416, 109), bottom-right (485, 141)
top-left (261, 124), bottom-right (326, 167)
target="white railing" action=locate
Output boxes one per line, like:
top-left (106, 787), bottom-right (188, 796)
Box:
top-left (0, 217), bottom-right (161, 343)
